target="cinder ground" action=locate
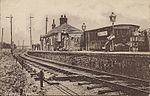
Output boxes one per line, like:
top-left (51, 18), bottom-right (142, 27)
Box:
top-left (0, 50), bottom-right (41, 95)
top-left (0, 50), bottom-right (122, 96)
top-left (0, 50), bottom-right (100, 95)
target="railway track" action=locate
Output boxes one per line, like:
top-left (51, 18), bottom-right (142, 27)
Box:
top-left (44, 79), bottom-right (79, 95)
top-left (16, 54), bottom-right (150, 96)
top-left (15, 54), bottom-right (79, 96)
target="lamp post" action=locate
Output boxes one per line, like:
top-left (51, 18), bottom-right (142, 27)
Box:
top-left (82, 23), bottom-right (86, 50)
top-left (109, 12), bottom-right (116, 51)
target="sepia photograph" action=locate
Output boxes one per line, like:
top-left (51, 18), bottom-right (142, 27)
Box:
top-left (0, 0), bottom-right (150, 95)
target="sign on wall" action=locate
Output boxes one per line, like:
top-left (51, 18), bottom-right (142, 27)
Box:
top-left (97, 31), bottom-right (108, 36)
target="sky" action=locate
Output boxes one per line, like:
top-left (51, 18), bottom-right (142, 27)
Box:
top-left (0, 0), bottom-right (150, 46)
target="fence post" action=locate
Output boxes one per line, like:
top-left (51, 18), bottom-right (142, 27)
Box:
top-left (39, 71), bottom-right (44, 88)
top-left (20, 88), bottom-right (23, 95)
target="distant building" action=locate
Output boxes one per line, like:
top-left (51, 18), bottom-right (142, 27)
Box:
top-left (83, 24), bottom-right (149, 52)
top-left (40, 15), bottom-right (82, 51)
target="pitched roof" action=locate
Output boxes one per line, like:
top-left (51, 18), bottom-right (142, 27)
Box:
top-left (42, 23), bottom-right (82, 38)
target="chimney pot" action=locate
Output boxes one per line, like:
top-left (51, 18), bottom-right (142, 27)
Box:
top-left (59, 14), bottom-right (68, 25)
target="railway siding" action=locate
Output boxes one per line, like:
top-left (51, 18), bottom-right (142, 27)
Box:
top-left (27, 51), bottom-right (150, 80)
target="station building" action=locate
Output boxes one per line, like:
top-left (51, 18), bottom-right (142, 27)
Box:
top-left (39, 15), bottom-right (149, 52)
top-left (40, 15), bottom-right (82, 51)
top-left (84, 24), bottom-right (149, 52)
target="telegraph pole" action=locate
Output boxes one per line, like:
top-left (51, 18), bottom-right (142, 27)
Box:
top-left (6, 15), bottom-right (13, 54)
top-left (22, 40), bottom-right (24, 49)
top-left (1, 28), bottom-right (3, 43)
top-left (29, 16), bottom-right (34, 49)
top-left (0, 0), bottom-right (2, 50)
top-left (0, 0), bottom-right (1, 37)
top-left (1, 28), bottom-right (3, 50)
top-left (45, 16), bottom-right (48, 34)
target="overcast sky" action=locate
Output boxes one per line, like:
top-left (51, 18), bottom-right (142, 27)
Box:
top-left (0, 0), bottom-right (150, 45)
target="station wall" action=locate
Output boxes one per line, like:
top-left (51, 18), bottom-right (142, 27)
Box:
top-left (27, 51), bottom-right (150, 80)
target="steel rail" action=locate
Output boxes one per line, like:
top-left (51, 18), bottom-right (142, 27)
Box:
top-left (44, 79), bottom-right (78, 96)
top-left (15, 55), bottom-right (79, 96)
top-left (24, 54), bottom-right (150, 86)
top-left (18, 54), bottom-right (150, 96)
top-left (59, 83), bottom-right (79, 95)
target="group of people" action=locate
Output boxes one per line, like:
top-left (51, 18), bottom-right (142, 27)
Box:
top-left (32, 43), bottom-right (40, 50)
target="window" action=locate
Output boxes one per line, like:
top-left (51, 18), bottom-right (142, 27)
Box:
top-left (135, 37), bottom-right (138, 41)
top-left (130, 37), bottom-right (132, 41)
top-left (130, 42), bottom-right (133, 47)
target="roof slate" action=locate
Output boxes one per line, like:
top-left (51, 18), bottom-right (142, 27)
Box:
top-left (42, 23), bottom-right (82, 38)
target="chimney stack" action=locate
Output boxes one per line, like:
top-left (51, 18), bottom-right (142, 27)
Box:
top-left (63, 14), bottom-right (67, 24)
top-left (52, 19), bottom-right (56, 29)
top-left (59, 14), bottom-right (68, 25)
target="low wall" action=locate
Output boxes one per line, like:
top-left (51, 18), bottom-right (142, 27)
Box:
top-left (27, 51), bottom-right (150, 80)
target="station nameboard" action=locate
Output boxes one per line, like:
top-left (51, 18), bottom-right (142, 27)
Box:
top-left (97, 31), bottom-right (108, 36)
top-left (114, 26), bottom-right (130, 29)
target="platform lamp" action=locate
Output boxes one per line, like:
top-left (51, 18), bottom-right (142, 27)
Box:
top-left (109, 12), bottom-right (116, 51)
top-left (82, 23), bottom-right (86, 50)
